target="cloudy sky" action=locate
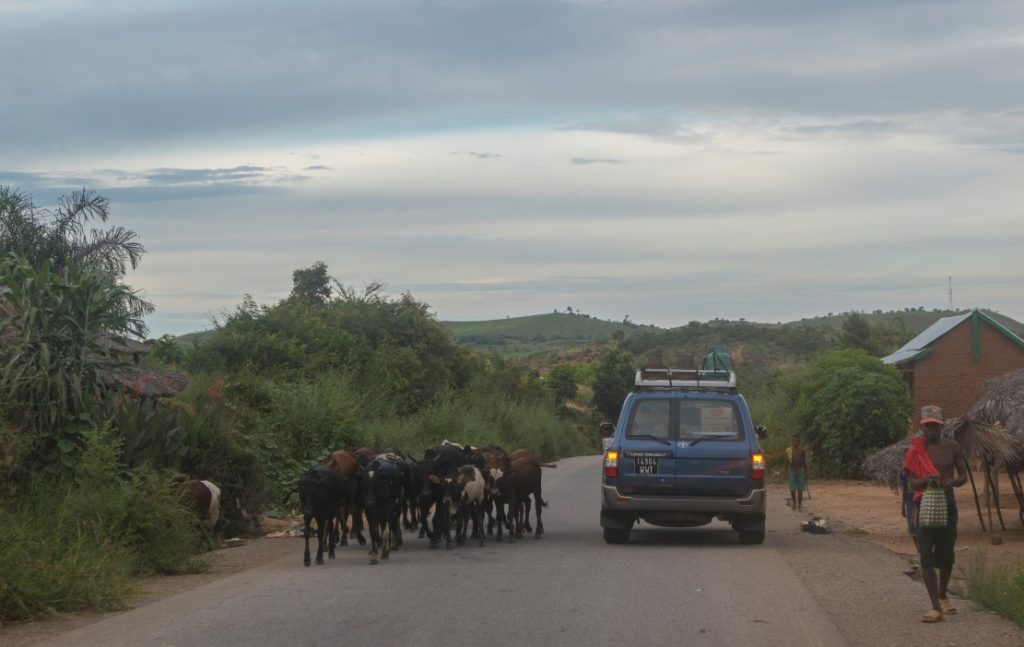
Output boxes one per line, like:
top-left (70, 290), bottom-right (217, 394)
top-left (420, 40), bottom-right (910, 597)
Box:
top-left (3, 0), bottom-right (1023, 336)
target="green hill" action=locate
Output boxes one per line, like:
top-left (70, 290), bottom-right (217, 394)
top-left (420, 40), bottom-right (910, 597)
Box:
top-left (785, 308), bottom-right (1024, 336)
top-left (442, 312), bottom-right (659, 358)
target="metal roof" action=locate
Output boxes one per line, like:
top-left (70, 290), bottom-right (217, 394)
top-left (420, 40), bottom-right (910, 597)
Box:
top-left (882, 312), bottom-right (974, 365)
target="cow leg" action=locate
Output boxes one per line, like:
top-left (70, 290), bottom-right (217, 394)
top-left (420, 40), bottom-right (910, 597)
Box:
top-left (328, 511), bottom-right (338, 558)
top-left (534, 492), bottom-right (545, 538)
top-left (475, 504), bottom-right (486, 546)
top-left (368, 510), bottom-right (380, 565)
top-left (338, 505), bottom-right (349, 546)
top-left (354, 505), bottom-right (367, 546)
top-left (315, 514), bottom-right (327, 565)
top-left (303, 514), bottom-right (313, 567)
top-left (522, 496), bottom-right (533, 534)
top-left (508, 491), bottom-right (519, 543)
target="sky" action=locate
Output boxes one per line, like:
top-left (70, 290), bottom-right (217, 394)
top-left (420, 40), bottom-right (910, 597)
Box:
top-left (2, 0), bottom-right (1023, 336)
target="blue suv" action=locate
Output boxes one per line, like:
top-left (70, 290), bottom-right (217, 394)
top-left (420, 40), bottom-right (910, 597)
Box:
top-left (600, 364), bottom-right (767, 544)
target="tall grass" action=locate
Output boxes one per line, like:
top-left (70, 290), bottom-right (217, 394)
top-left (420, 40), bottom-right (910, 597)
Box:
top-left (364, 388), bottom-right (594, 460)
top-left (968, 552), bottom-right (1024, 627)
top-left (0, 427), bottom-right (208, 622)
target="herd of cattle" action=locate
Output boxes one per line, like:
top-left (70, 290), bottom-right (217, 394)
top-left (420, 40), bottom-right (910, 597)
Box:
top-left (291, 442), bottom-right (554, 566)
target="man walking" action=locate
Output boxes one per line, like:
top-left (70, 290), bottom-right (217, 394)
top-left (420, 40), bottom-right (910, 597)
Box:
top-left (786, 436), bottom-right (807, 511)
top-left (902, 405), bottom-right (968, 623)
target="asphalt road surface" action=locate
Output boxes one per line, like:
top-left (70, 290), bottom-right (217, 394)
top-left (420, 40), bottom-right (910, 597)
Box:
top-left (35, 456), bottom-right (1023, 647)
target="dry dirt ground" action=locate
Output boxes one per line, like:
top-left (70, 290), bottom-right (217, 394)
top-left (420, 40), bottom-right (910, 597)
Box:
top-left (4, 480), bottom-right (1023, 645)
top-left (777, 476), bottom-right (1024, 594)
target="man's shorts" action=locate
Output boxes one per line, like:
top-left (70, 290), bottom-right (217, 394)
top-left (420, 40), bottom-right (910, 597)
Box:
top-left (917, 500), bottom-right (958, 569)
top-left (788, 468), bottom-right (806, 492)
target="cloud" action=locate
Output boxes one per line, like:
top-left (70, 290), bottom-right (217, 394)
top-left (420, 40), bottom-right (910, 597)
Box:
top-left (570, 157), bottom-right (624, 165)
top-left (451, 151), bottom-right (502, 159)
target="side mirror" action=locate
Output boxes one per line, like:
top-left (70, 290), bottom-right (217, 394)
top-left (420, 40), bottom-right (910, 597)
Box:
top-left (599, 423), bottom-right (615, 438)
top-left (755, 425), bottom-right (768, 440)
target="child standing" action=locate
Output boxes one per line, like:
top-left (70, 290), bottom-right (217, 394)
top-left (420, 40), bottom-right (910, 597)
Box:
top-left (786, 436), bottom-right (807, 510)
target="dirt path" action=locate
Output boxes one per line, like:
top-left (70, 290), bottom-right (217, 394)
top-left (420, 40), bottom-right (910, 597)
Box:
top-left (779, 478), bottom-right (1024, 594)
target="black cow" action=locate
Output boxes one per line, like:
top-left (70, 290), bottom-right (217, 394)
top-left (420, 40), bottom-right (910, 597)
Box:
top-left (417, 443), bottom-right (471, 548)
top-left (361, 453), bottom-right (404, 565)
top-left (296, 465), bottom-right (344, 566)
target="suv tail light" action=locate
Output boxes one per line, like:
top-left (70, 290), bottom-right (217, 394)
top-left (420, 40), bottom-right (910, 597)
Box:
top-left (604, 450), bottom-right (619, 479)
top-left (751, 453), bottom-right (765, 481)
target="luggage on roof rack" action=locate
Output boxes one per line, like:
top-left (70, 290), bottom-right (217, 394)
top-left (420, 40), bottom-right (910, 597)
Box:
top-left (635, 346), bottom-right (738, 390)
top-left (634, 366), bottom-right (737, 390)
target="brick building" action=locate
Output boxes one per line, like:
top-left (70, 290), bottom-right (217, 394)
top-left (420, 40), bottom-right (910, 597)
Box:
top-left (883, 310), bottom-right (1024, 429)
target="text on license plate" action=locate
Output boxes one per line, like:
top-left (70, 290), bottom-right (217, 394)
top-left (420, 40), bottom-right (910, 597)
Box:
top-left (634, 456), bottom-right (658, 475)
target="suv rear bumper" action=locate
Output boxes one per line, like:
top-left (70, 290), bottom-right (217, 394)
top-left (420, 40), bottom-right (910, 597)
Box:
top-left (601, 485), bottom-right (766, 515)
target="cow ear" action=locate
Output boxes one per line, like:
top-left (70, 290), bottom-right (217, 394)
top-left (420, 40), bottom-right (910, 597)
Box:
top-left (428, 474), bottom-right (440, 484)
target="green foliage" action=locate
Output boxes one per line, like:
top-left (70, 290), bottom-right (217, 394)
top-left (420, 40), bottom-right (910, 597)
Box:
top-left (290, 261), bottom-right (333, 305)
top-left (841, 312), bottom-right (873, 351)
top-left (592, 348), bottom-right (636, 422)
top-left (92, 390), bottom-right (187, 470)
top-left (0, 427), bottom-right (207, 622)
top-left (0, 186), bottom-right (146, 281)
top-left (175, 377), bottom-right (271, 536)
top-left (444, 312), bottom-right (656, 357)
top-left (968, 553), bottom-right (1024, 627)
top-left (547, 363), bottom-right (580, 403)
top-left (150, 334), bottom-right (185, 365)
top-left (363, 387), bottom-right (593, 461)
top-left (797, 349), bottom-right (912, 478)
top-left (840, 312), bottom-right (914, 356)
top-left (0, 253), bottom-right (150, 479)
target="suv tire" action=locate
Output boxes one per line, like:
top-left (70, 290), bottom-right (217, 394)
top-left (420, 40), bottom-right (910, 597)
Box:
top-left (603, 528), bottom-right (630, 544)
top-left (738, 529), bottom-right (765, 545)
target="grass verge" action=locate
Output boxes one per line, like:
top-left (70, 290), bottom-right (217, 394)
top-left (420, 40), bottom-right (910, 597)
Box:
top-left (967, 552), bottom-right (1024, 627)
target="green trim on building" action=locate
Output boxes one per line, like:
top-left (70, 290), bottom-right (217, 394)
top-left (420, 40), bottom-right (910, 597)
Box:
top-left (972, 310), bottom-right (981, 362)
top-left (910, 348), bottom-right (933, 362)
top-left (977, 310), bottom-right (1024, 351)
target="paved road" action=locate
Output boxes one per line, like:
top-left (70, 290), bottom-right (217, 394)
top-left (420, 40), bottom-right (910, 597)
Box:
top-left (38, 456), bottom-right (1023, 647)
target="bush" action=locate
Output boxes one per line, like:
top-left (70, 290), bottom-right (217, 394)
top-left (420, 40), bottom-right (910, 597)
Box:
top-left (798, 350), bottom-right (912, 478)
top-left (0, 427), bottom-right (207, 622)
top-left (968, 553), bottom-right (1024, 627)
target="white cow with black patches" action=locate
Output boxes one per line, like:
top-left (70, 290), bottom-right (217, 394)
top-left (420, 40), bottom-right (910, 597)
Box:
top-left (448, 465), bottom-right (486, 547)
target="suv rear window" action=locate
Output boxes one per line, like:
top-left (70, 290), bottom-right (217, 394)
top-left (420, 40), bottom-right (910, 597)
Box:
top-left (627, 399), bottom-right (743, 441)
top-left (680, 400), bottom-right (742, 441)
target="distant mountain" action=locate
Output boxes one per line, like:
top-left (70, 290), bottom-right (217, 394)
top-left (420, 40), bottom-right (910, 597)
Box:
top-left (441, 312), bottom-right (660, 358)
top-left (782, 308), bottom-right (1024, 336)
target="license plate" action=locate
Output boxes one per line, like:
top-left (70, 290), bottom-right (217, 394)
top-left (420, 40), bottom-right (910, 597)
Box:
top-left (635, 456), bottom-right (658, 475)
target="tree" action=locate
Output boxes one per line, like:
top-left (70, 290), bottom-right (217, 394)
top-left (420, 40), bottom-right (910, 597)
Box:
top-left (547, 364), bottom-right (579, 403)
top-left (0, 186), bottom-right (145, 281)
top-left (592, 348), bottom-right (636, 422)
top-left (0, 253), bottom-right (151, 474)
top-left (840, 312), bottom-right (872, 352)
top-left (290, 261), bottom-right (332, 305)
top-left (150, 334), bottom-right (185, 365)
top-left (797, 349), bottom-right (912, 478)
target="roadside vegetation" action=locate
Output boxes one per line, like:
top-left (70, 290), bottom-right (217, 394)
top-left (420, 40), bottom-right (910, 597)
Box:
top-left (1, 184), bottom-right (1015, 623)
top-left (0, 187), bottom-right (593, 621)
top-left (968, 553), bottom-right (1024, 627)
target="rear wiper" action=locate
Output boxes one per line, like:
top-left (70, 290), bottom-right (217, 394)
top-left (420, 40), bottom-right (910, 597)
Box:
top-left (626, 434), bottom-right (672, 446)
top-left (679, 437), bottom-right (706, 448)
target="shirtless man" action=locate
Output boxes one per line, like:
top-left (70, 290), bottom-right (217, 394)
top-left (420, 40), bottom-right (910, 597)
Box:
top-left (903, 405), bottom-right (968, 622)
top-left (786, 437), bottom-right (807, 510)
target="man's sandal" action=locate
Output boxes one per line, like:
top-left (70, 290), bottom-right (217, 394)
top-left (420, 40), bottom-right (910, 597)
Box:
top-left (940, 599), bottom-right (957, 615)
top-left (921, 609), bottom-right (944, 623)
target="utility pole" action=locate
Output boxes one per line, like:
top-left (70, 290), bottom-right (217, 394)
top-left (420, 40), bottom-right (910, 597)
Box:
top-left (948, 276), bottom-right (953, 310)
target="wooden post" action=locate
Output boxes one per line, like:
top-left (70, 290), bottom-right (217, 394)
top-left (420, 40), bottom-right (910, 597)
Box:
top-left (966, 463), bottom-right (986, 532)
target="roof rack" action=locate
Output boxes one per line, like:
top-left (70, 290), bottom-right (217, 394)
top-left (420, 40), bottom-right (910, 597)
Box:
top-left (634, 366), bottom-right (737, 391)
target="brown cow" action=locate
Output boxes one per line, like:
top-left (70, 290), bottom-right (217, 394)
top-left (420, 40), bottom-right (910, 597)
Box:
top-left (509, 455), bottom-right (547, 539)
top-left (324, 450), bottom-right (366, 546)
top-left (178, 480), bottom-right (221, 549)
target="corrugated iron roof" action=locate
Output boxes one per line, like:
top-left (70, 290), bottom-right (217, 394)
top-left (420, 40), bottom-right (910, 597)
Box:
top-left (882, 312), bottom-right (973, 365)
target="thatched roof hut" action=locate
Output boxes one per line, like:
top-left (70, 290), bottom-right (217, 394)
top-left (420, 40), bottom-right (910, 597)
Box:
top-left (864, 368), bottom-right (1024, 486)
top-left (97, 364), bottom-right (188, 398)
